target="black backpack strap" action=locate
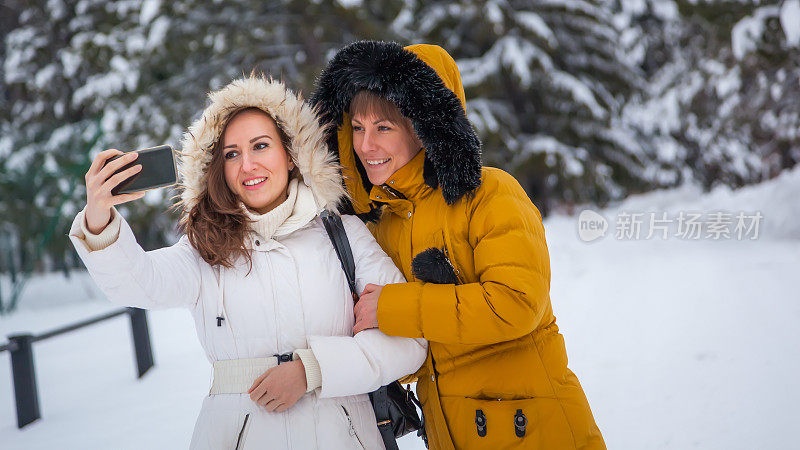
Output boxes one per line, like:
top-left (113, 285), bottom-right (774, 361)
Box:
top-left (320, 211), bottom-right (358, 299)
top-left (372, 386), bottom-right (399, 450)
top-left (320, 211), bottom-right (399, 449)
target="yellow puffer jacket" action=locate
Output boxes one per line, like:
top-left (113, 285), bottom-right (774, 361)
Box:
top-left (313, 41), bottom-right (605, 449)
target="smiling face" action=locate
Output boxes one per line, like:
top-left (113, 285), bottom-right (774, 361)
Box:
top-left (351, 114), bottom-right (421, 186)
top-left (221, 108), bottom-right (293, 214)
top-left (349, 90), bottom-right (421, 186)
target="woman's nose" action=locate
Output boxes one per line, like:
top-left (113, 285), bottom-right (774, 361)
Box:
top-left (362, 129), bottom-right (377, 152)
top-left (241, 151), bottom-right (257, 172)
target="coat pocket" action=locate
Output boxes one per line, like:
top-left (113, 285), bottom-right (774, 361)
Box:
top-left (410, 230), bottom-right (461, 285)
top-left (234, 413), bottom-right (251, 450)
top-left (440, 396), bottom-right (576, 449)
top-left (316, 396), bottom-right (373, 450)
top-left (338, 404), bottom-right (367, 450)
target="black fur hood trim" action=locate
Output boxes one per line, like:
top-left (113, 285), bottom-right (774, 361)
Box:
top-left (312, 41), bottom-right (482, 205)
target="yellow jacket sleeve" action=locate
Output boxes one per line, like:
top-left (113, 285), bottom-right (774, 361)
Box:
top-left (378, 176), bottom-right (551, 345)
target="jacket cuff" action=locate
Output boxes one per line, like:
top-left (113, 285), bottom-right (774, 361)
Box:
top-left (378, 282), bottom-right (424, 338)
top-left (79, 207), bottom-right (122, 251)
top-left (293, 348), bottom-right (322, 393)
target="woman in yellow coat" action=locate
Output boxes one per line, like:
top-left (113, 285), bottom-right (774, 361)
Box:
top-left (312, 41), bottom-right (605, 449)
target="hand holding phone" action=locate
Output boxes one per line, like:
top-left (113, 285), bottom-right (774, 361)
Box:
top-left (83, 146), bottom-right (177, 234)
top-left (104, 145), bottom-right (178, 195)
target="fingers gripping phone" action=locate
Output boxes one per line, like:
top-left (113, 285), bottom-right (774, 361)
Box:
top-left (105, 145), bottom-right (178, 195)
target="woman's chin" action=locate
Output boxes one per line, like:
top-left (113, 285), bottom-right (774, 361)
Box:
top-left (246, 204), bottom-right (275, 215)
top-left (366, 171), bottom-right (390, 186)
top-left (240, 193), bottom-right (281, 214)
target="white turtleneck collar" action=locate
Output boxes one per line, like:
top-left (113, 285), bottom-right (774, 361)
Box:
top-left (242, 177), bottom-right (320, 242)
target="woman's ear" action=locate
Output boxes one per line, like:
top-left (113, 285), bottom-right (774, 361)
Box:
top-left (413, 131), bottom-right (423, 150)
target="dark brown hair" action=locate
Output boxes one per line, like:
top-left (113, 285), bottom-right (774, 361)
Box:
top-left (349, 90), bottom-right (414, 132)
top-left (179, 107), bottom-right (293, 269)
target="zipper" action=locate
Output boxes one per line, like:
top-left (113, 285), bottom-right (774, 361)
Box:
top-left (265, 253), bottom-right (282, 352)
top-left (266, 253), bottom-right (291, 447)
top-left (340, 405), bottom-right (365, 449)
top-left (234, 413), bottom-right (250, 450)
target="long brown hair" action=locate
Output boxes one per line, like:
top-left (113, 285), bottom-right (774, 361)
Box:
top-left (179, 107), bottom-right (293, 269)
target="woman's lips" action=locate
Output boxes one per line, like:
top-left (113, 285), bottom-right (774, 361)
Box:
top-left (365, 158), bottom-right (390, 169)
top-left (242, 176), bottom-right (267, 190)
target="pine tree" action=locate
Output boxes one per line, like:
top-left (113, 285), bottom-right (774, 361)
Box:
top-left (617, 0), bottom-right (800, 191)
top-left (0, 0), bottom-right (398, 297)
top-left (394, 0), bottom-right (651, 214)
top-left (4, 0), bottom-right (797, 298)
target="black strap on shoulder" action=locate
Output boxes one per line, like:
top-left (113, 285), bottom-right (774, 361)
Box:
top-left (321, 211), bottom-right (399, 449)
top-left (320, 211), bottom-right (358, 299)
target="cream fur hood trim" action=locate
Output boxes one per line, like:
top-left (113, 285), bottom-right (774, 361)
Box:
top-left (177, 76), bottom-right (346, 216)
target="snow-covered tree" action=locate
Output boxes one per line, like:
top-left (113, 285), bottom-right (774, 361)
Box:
top-left (617, 0), bottom-right (800, 191)
top-left (2, 0), bottom-right (798, 295)
top-left (0, 0), bottom-right (396, 293)
top-left (393, 0), bottom-right (652, 214)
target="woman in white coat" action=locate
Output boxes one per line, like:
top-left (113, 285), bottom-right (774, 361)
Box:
top-left (68, 76), bottom-right (427, 449)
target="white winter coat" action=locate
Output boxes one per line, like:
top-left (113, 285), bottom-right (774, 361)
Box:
top-left (68, 76), bottom-right (427, 449)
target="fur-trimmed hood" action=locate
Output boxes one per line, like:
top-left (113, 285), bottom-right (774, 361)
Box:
top-left (311, 41), bottom-right (482, 214)
top-left (177, 76), bottom-right (345, 217)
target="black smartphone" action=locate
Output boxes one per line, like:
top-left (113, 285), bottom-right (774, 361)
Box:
top-left (105, 145), bottom-right (178, 195)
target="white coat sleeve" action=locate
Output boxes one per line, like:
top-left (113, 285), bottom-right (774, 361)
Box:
top-left (68, 207), bottom-right (202, 310)
top-left (81, 207), bottom-right (123, 251)
top-left (309, 215), bottom-right (428, 398)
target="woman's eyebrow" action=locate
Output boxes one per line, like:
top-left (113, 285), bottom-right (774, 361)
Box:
top-left (350, 118), bottom-right (391, 125)
top-left (223, 134), bottom-right (272, 149)
top-left (249, 134), bottom-right (272, 143)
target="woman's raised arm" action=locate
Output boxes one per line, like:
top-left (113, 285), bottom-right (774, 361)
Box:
top-left (68, 149), bottom-right (202, 310)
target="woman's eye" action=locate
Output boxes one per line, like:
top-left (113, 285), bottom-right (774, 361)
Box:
top-left (352, 125), bottom-right (363, 132)
top-left (378, 125), bottom-right (391, 131)
top-left (224, 150), bottom-right (238, 160)
top-left (254, 142), bottom-right (269, 150)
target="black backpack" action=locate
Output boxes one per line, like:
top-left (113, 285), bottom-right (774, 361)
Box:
top-left (320, 211), bottom-right (426, 449)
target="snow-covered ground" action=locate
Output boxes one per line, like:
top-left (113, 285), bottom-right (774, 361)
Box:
top-left (1, 166), bottom-right (799, 449)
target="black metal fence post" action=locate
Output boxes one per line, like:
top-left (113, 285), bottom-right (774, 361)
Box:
top-left (127, 307), bottom-right (154, 378)
top-left (1, 307), bottom-right (157, 427)
top-left (8, 334), bottom-right (40, 428)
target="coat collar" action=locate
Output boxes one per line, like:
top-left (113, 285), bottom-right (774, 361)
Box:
top-left (243, 178), bottom-right (320, 246)
top-left (369, 149), bottom-right (431, 204)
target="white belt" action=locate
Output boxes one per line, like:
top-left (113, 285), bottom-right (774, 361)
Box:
top-left (210, 354), bottom-right (295, 395)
